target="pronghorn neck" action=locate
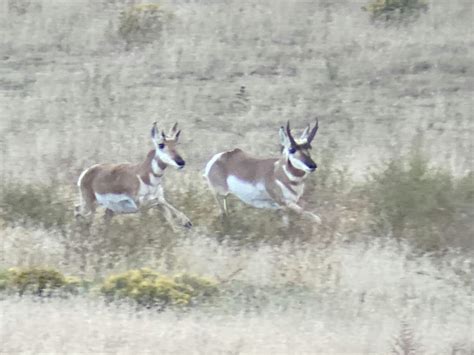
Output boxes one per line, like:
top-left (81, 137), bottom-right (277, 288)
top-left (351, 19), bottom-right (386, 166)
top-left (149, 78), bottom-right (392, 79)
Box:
top-left (276, 156), bottom-right (307, 184)
top-left (152, 150), bottom-right (168, 175)
top-left (140, 150), bottom-right (166, 179)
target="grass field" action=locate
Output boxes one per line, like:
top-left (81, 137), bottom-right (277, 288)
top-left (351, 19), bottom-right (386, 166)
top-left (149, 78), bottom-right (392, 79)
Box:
top-left (0, 0), bottom-right (473, 353)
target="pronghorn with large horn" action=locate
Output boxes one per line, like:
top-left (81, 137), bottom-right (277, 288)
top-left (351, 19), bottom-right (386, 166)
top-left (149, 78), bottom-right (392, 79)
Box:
top-left (75, 122), bottom-right (192, 229)
top-left (204, 120), bottom-right (321, 223)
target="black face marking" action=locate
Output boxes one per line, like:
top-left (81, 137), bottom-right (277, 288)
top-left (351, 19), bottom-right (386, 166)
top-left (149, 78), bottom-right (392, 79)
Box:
top-left (158, 143), bottom-right (165, 149)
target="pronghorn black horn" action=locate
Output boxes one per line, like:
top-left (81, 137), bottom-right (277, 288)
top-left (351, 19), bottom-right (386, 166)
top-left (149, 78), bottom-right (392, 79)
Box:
top-left (307, 119), bottom-right (319, 143)
top-left (286, 121), bottom-right (297, 147)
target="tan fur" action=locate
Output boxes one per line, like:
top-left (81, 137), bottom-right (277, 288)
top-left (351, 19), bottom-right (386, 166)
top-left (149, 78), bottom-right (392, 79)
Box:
top-left (204, 121), bottom-right (321, 223)
top-left (78, 150), bottom-right (154, 208)
top-left (75, 123), bottom-right (192, 229)
top-left (206, 149), bottom-right (277, 192)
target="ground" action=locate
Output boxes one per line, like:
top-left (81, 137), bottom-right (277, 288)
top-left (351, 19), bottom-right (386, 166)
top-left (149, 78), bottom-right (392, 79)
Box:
top-left (0, 0), bottom-right (472, 353)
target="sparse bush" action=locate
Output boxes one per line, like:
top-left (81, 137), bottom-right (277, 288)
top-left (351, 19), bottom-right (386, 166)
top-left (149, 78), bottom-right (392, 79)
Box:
top-left (118, 3), bottom-right (173, 46)
top-left (0, 183), bottom-right (71, 230)
top-left (7, 0), bottom-right (41, 15)
top-left (367, 153), bottom-right (473, 250)
top-left (363, 0), bottom-right (428, 23)
top-left (5, 267), bottom-right (80, 296)
top-left (100, 268), bottom-right (218, 309)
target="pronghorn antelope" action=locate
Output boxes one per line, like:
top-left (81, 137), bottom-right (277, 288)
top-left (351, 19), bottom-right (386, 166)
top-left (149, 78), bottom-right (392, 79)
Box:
top-left (75, 123), bottom-right (192, 229)
top-left (204, 120), bottom-right (321, 224)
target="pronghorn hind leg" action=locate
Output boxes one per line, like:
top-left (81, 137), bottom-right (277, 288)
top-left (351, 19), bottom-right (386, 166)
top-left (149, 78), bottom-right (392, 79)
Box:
top-left (98, 208), bottom-right (116, 274)
top-left (212, 192), bottom-right (229, 216)
top-left (222, 195), bottom-right (229, 215)
top-left (103, 208), bottom-right (114, 225)
top-left (75, 187), bottom-right (96, 222)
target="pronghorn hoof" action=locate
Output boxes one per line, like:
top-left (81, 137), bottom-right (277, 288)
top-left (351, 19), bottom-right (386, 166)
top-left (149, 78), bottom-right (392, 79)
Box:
top-left (305, 212), bottom-right (321, 224)
top-left (313, 215), bottom-right (322, 224)
top-left (183, 221), bottom-right (192, 229)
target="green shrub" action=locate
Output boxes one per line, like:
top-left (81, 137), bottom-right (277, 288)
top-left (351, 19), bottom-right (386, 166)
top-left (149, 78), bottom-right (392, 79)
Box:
top-left (173, 273), bottom-right (219, 299)
top-left (5, 267), bottom-right (81, 296)
top-left (363, 0), bottom-right (428, 23)
top-left (118, 3), bottom-right (173, 46)
top-left (0, 183), bottom-right (71, 229)
top-left (100, 268), bottom-right (218, 309)
top-left (367, 153), bottom-right (472, 250)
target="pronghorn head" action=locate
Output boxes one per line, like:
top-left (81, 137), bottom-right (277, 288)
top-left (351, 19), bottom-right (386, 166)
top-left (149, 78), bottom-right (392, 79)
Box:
top-left (151, 122), bottom-right (186, 169)
top-left (279, 120), bottom-right (319, 173)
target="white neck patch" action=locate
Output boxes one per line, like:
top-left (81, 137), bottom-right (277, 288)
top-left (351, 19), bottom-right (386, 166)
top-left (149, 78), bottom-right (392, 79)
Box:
top-left (289, 154), bottom-right (312, 173)
top-left (155, 149), bottom-right (179, 168)
top-left (283, 164), bottom-right (305, 182)
top-left (151, 159), bottom-right (163, 175)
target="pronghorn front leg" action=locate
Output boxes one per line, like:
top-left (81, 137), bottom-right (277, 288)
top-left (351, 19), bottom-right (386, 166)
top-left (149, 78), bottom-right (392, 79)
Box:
top-left (286, 202), bottom-right (322, 224)
top-left (159, 199), bottom-right (192, 229)
top-left (267, 188), bottom-right (322, 224)
top-left (151, 186), bottom-right (192, 229)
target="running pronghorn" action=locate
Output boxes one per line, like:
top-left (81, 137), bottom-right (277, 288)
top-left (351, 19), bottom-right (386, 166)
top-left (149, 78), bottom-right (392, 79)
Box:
top-left (204, 120), bottom-right (321, 224)
top-left (75, 122), bottom-right (192, 229)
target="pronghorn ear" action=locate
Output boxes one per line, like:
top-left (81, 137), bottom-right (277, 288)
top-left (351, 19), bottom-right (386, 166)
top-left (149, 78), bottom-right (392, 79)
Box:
top-left (151, 122), bottom-right (158, 140)
top-left (279, 126), bottom-right (290, 147)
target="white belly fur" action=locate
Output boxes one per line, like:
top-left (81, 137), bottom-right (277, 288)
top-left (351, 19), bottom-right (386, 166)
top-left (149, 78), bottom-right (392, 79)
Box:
top-left (227, 176), bottom-right (279, 209)
top-left (95, 193), bottom-right (138, 213)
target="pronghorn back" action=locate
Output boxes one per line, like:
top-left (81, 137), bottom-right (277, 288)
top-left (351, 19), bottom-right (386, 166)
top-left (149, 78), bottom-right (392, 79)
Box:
top-left (204, 149), bottom-right (277, 188)
top-left (204, 149), bottom-right (281, 209)
top-left (78, 163), bottom-right (142, 196)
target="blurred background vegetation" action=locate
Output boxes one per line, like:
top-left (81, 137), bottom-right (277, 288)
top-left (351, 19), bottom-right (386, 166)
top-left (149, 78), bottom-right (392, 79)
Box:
top-left (0, 0), bottom-right (472, 353)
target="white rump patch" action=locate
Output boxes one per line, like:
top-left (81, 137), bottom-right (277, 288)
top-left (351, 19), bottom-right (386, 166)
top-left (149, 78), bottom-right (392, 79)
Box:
top-left (203, 152), bottom-right (225, 178)
top-left (95, 193), bottom-right (138, 213)
top-left (77, 164), bottom-right (99, 187)
top-left (227, 176), bottom-right (279, 209)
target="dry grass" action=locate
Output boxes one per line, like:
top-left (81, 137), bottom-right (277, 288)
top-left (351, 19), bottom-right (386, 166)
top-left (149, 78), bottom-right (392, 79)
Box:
top-left (1, 237), bottom-right (472, 353)
top-left (0, 0), bottom-right (473, 353)
top-left (0, 0), bottom-right (472, 182)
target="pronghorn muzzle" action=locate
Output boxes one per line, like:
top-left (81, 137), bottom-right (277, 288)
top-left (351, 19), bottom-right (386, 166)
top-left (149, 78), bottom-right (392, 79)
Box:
top-left (301, 153), bottom-right (317, 172)
top-left (175, 156), bottom-right (185, 169)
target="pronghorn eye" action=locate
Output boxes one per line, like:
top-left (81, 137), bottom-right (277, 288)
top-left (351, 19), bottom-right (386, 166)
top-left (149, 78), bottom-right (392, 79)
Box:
top-left (289, 147), bottom-right (296, 154)
top-left (158, 143), bottom-right (165, 149)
